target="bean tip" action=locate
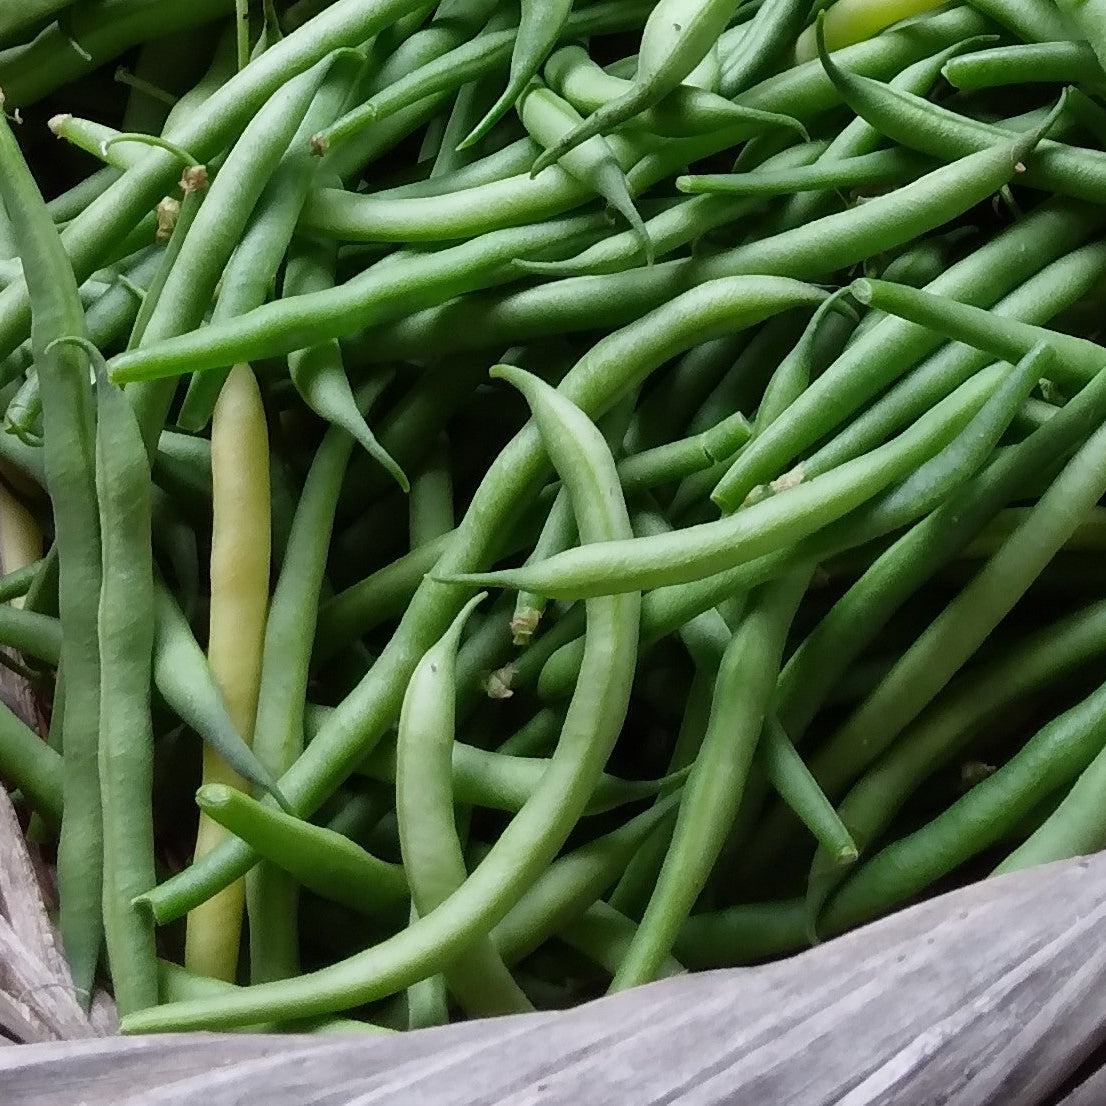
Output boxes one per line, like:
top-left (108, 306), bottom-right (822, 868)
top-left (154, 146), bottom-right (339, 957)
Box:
top-left (849, 277), bottom-right (874, 305)
top-left (47, 113), bottom-right (71, 136)
top-left (310, 132), bottom-right (328, 156)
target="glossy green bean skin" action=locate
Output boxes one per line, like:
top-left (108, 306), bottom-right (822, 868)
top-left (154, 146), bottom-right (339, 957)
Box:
top-left (398, 593), bottom-right (532, 1016)
top-left (196, 784), bottom-right (408, 916)
top-left (611, 572), bottom-right (809, 990)
top-left (0, 95), bottom-right (103, 1004)
top-left (92, 350), bottom-right (158, 1017)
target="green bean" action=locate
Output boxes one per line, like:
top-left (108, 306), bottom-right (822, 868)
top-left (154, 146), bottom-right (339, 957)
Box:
top-left (511, 491), bottom-right (574, 647)
top-left (316, 1), bottom-right (654, 154)
top-left (47, 114), bottom-right (148, 172)
top-left (516, 140), bottom-right (827, 278)
top-left (0, 559), bottom-right (43, 605)
top-left (197, 784), bottom-right (408, 916)
top-left (247, 418), bottom-right (359, 983)
top-left (365, 121), bottom-right (1051, 364)
top-left (561, 901), bottom-right (685, 979)
top-left (673, 898), bottom-right (807, 968)
top-left (133, 278), bottom-right (844, 932)
top-left (151, 583), bottom-right (285, 805)
top-left (519, 80), bottom-right (647, 259)
top-left (0, 91), bottom-right (103, 1004)
top-left (807, 600), bottom-right (1106, 915)
top-left (617, 411), bottom-right (753, 496)
top-left (804, 240), bottom-right (1106, 477)
top-left (543, 44), bottom-right (809, 140)
top-left (108, 212), bottom-right (606, 383)
top-left (735, 6), bottom-right (988, 120)
top-left (0, 0), bottom-right (237, 107)
top-left (398, 593), bottom-right (532, 1016)
top-left (809, 408), bottom-right (1106, 805)
top-left (124, 356), bottom-right (642, 1029)
top-left (86, 343), bottom-right (158, 1016)
top-left (754, 290), bottom-right (858, 434)
top-left (0, 698), bottom-right (62, 825)
top-left (944, 42), bottom-right (1105, 91)
top-left (610, 572), bottom-right (809, 990)
top-left (969, 0), bottom-right (1080, 42)
top-left (677, 147), bottom-right (932, 197)
top-left (529, 0), bottom-right (763, 175)
top-left (821, 666), bottom-right (1106, 935)
top-left (0, 603), bottom-right (62, 664)
top-left (285, 242), bottom-right (408, 491)
top-left (1055, 0), bottom-right (1106, 74)
top-left (127, 168), bottom-right (209, 352)
top-left (720, 0), bottom-right (809, 97)
top-left (762, 716), bottom-right (857, 866)
top-left (795, 0), bottom-right (951, 61)
top-left (708, 199), bottom-right (1106, 513)
top-left (361, 732), bottom-right (672, 815)
top-left (995, 736), bottom-right (1106, 875)
top-left (818, 30), bottom-right (1106, 207)
top-left (177, 52), bottom-right (364, 431)
top-left (851, 279), bottom-right (1106, 387)
top-left (441, 356), bottom-right (992, 598)
top-left (0, 0), bottom-right (428, 383)
top-left (462, 0), bottom-right (573, 149)
top-left (491, 793), bottom-right (684, 964)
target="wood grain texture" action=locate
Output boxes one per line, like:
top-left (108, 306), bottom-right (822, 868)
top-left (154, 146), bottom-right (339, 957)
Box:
top-left (0, 783), bottom-right (112, 1045)
top-left (2, 835), bottom-right (1106, 1103)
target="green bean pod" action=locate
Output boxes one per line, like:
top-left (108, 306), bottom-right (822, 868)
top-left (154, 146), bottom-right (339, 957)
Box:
top-left (0, 93), bottom-right (103, 1004)
top-left (610, 571), bottom-right (810, 990)
top-left (197, 784), bottom-right (408, 916)
top-left (91, 345), bottom-right (158, 1017)
top-left (398, 593), bottom-right (532, 1016)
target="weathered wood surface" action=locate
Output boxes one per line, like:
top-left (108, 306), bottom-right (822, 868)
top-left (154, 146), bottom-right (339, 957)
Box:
top-left (3, 797), bottom-right (1106, 1106)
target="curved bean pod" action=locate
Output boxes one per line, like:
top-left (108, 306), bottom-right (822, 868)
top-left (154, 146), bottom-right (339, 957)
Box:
top-left (397, 593), bottom-right (533, 1016)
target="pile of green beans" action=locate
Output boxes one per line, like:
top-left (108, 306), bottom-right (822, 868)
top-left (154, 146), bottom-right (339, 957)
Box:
top-left (2, 0), bottom-right (1106, 1037)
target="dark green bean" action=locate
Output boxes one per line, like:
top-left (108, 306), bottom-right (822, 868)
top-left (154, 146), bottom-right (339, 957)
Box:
top-left (0, 91), bottom-right (103, 1004)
